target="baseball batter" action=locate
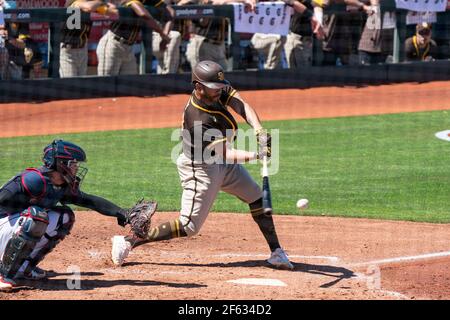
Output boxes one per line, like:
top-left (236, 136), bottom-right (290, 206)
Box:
top-left (112, 60), bottom-right (294, 270)
top-left (59, 0), bottom-right (117, 78)
top-left (0, 140), bottom-right (130, 291)
top-left (96, 0), bottom-right (172, 76)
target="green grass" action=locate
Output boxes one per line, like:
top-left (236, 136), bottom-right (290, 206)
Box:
top-left (1, 110), bottom-right (449, 223)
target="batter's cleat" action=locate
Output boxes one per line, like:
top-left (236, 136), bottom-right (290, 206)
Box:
top-left (0, 275), bottom-right (15, 291)
top-left (15, 267), bottom-right (48, 281)
top-left (267, 248), bottom-right (294, 270)
top-left (111, 235), bottom-right (132, 266)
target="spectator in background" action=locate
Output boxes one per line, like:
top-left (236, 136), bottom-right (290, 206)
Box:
top-left (182, 0), bottom-right (255, 71)
top-left (60, 0), bottom-right (117, 78)
top-left (357, 0), bottom-right (394, 65)
top-left (283, 0), bottom-right (324, 69)
top-left (151, 0), bottom-right (181, 74)
top-left (312, 0), bottom-right (372, 66)
top-left (404, 22), bottom-right (437, 62)
top-left (6, 23), bottom-right (43, 79)
top-left (97, 0), bottom-right (171, 76)
top-left (0, 23), bottom-right (8, 80)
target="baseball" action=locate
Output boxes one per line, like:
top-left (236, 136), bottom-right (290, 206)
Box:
top-left (296, 198), bottom-right (309, 209)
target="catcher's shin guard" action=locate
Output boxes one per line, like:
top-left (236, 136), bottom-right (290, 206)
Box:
top-left (249, 198), bottom-right (281, 252)
top-left (0, 207), bottom-right (49, 279)
top-left (22, 206), bottom-right (75, 275)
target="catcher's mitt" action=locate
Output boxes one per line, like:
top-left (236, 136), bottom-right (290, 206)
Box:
top-left (125, 199), bottom-right (158, 239)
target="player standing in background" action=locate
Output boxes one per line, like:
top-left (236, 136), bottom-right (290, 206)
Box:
top-left (182, 0), bottom-right (255, 71)
top-left (0, 23), bottom-right (8, 80)
top-left (96, 0), bottom-right (171, 76)
top-left (151, 0), bottom-right (181, 74)
top-left (111, 60), bottom-right (294, 271)
top-left (5, 23), bottom-right (43, 79)
top-left (60, 0), bottom-right (117, 78)
top-left (284, 0), bottom-right (324, 69)
top-left (312, 0), bottom-right (373, 66)
top-left (0, 140), bottom-right (132, 291)
top-left (404, 22), bottom-right (437, 62)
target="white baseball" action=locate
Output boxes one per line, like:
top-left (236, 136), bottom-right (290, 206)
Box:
top-left (296, 198), bottom-right (309, 209)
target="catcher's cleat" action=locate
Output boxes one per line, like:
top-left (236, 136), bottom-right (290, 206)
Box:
top-left (111, 235), bottom-right (132, 266)
top-left (0, 275), bottom-right (15, 291)
top-left (15, 267), bottom-right (48, 281)
top-left (267, 248), bottom-right (294, 270)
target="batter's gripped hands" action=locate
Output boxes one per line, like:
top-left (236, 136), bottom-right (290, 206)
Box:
top-left (311, 16), bottom-right (325, 41)
top-left (243, 0), bottom-right (256, 12)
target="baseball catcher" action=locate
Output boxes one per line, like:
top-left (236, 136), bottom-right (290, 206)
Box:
top-left (0, 139), bottom-right (157, 291)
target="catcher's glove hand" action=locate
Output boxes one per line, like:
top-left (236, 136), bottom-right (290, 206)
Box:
top-left (125, 199), bottom-right (158, 239)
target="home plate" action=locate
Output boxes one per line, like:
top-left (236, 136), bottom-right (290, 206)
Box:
top-left (227, 278), bottom-right (287, 287)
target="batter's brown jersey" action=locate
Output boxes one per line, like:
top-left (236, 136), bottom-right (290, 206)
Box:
top-left (181, 86), bottom-right (238, 161)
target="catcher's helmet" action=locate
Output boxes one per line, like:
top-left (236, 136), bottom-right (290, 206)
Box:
top-left (191, 60), bottom-right (230, 89)
top-left (43, 139), bottom-right (88, 189)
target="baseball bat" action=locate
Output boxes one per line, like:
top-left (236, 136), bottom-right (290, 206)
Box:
top-left (262, 155), bottom-right (272, 214)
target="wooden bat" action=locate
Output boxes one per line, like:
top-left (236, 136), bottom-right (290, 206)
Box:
top-left (262, 155), bottom-right (272, 214)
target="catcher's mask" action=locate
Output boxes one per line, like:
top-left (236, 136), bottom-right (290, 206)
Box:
top-left (43, 139), bottom-right (88, 190)
top-left (191, 60), bottom-right (230, 89)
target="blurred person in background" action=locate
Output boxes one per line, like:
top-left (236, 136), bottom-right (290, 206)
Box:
top-left (312, 0), bottom-right (373, 66)
top-left (181, 0), bottom-right (255, 71)
top-left (60, 0), bottom-right (117, 78)
top-left (6, 23), bottom-right (43, 79)
top-left (404, 22), bottom-right (437, 62)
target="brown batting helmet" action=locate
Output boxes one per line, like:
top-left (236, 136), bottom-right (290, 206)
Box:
top-left (191, 60), bottom-right (230, 89)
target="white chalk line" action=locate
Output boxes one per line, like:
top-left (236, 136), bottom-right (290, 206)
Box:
top-left (212, 253), bottom-right (340, 262)
top-left (349, 250), bottom-right (450, 267)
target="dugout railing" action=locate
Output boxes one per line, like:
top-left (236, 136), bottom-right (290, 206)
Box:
top-left (3, 1), bottom-right (450, 78)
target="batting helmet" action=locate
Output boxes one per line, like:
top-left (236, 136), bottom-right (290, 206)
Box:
top-left (43, 139), bottom-right (88, 189)
top-left (191, 60), bottom-right (230, 89)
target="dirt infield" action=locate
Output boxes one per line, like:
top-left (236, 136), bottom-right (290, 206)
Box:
top-left (1, 81), bottom-right (450, 300)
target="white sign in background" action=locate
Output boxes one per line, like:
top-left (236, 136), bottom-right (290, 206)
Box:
top-left (233, 2), bottom-right (293, 36)
top-left (406, 11), bottom-right (437, 25)
top-left (0, 7), bottom-right (4, 26)
top-left (395, 0), bottom-right (447, 12)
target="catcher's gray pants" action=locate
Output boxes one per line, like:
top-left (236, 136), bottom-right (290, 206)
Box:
top-left (251, 33), bottom-right (286, 70)
top-left (96, 30), bottom-right (138, 76)
top-left (0, 210), bottom-right (71, 274)
top-left (186, 34), bottom-right (228, 71)
top-left (176, 153), bottom-right (262, 236)
top-left (152, 30), bottom-right (181, 74)
top-left (284, 33), bottom-right (313, 69)
top-left (59, 44), bottom-right (88, 78)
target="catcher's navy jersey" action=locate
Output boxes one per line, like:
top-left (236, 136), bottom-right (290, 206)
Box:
top-left (0, 167), bottom-right (123, 219)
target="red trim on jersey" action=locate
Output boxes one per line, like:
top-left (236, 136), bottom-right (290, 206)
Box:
top-left (21, 168), bottom-right (47, 199)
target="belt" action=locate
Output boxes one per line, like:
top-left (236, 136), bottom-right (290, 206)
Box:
top-left (203, 38), bottom-right (223, 45)
top-left (61, 43), bottom-right (84, 49)
top-left (113, 35), bottom-right (134, 46)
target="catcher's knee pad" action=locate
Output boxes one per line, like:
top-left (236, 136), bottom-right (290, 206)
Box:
top-left (0, 206), bottom-right (49, 279)
top-left (23, 206), bottom-right (75, 273)
top-left (249, 198), bottom-right (266, 217)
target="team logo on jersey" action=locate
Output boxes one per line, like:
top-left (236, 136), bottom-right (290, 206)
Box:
top-left (217, 72), bottom-right (225, 81)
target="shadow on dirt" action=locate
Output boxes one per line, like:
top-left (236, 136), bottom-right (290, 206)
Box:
top-left (126, 260), bottom-right (356, 288)
top-left (13, 275), bottom-right (207, 292)
top-left (292, 263), bottom-right (355, 288)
